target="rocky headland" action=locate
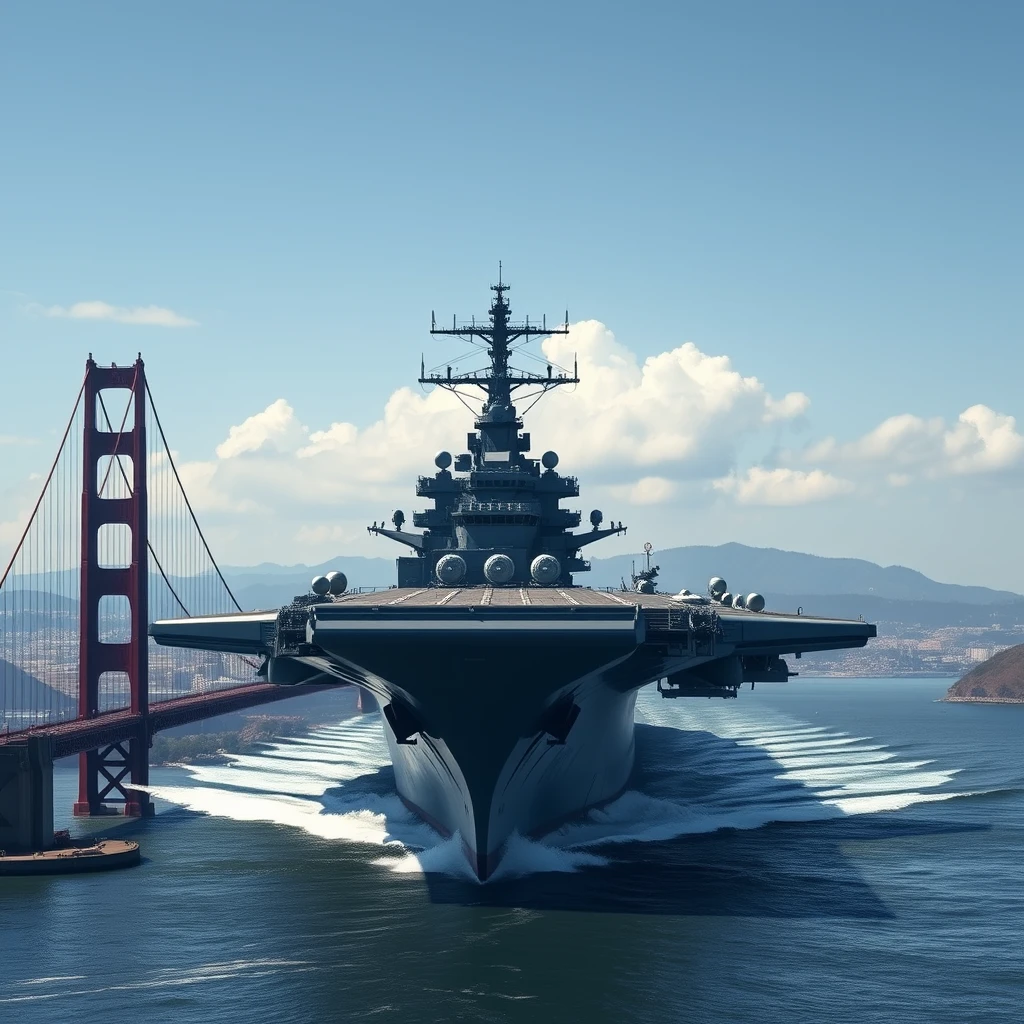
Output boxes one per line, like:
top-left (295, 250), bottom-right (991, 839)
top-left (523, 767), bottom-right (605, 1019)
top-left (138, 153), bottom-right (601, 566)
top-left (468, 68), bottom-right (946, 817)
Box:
top-left (945, 645), bottom-right (1024, 703)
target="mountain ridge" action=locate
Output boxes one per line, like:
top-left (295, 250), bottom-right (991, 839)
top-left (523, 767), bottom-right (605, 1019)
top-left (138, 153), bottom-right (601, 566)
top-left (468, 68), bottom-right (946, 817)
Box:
top-left (219, 542), bottom-right (1022, 607)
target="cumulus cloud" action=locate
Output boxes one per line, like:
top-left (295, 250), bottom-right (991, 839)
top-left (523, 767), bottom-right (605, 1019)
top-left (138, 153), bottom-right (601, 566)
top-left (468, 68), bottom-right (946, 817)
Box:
top-left (608, 476), bottom-right (678, 506)
top-left (215, 399), bottom-right (308, 458)
top-left (42, 300), bottom-right (198, 327)
top-left (713, 467), bottom-right (855, 506)
top-left (174, 322), bottom-right (812, 525)
top-left (526, 322), bottom-right (810, 473)
top-left (796, 404), bottom-right (1024, 480)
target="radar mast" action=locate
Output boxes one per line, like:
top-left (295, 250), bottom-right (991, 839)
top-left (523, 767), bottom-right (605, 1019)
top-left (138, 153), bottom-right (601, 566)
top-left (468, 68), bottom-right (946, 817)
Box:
top-left (420, 264), bottom-right (578, 415)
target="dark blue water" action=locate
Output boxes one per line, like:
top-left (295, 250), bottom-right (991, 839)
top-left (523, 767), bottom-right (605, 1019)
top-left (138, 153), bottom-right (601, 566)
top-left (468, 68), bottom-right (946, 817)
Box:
top-left (2, 678), bottom-right (1022, 1023)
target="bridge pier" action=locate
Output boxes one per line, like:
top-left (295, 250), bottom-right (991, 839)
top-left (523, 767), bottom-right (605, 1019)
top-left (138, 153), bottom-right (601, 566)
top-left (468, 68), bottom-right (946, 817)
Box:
top-left (0, 737), bottom-right (54, 853)
top-left (73, 731), bottom-right (154, 818)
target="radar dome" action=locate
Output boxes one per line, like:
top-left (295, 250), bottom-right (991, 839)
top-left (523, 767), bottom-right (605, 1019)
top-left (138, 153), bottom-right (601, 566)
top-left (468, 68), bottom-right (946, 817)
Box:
top-left (746, 592), bottom-right (766, 612)
top-left (435, 553), bottom-right (467, 585)
top-left (635, 579), bottom-right (656, 594)
top-left (589, 510), bottom-right (603, 528)
top-left (484, 553), bottom-right (515, 584)
top-left (326, 571), bottom-right (347, 596)
top-left (530, 554), bottom-right (561, 584)
top-left (732, 593), bottom-right (746, 609)
top-left (311, 575), bottom-right (331, 597)
top-left (434, 451), bottom-right (452, 470)
top-left (709, 577), bottom-right (727, 597)
top-left (720, 592), bottom-right (734, 607)
top-left (541, 451), bottom-right (559, 469)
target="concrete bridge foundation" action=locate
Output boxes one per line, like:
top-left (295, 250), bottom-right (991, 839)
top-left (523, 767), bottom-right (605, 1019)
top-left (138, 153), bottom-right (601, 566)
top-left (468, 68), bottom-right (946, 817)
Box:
top-left (0, 737), bottom-right (54, 853)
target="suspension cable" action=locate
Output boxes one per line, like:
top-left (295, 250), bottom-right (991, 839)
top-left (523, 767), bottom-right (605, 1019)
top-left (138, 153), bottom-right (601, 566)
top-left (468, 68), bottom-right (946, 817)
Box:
top-left (0, 374), bottom-right (86, 592)
top-left (96, 393), bottom-right (190, 618)
top-left (144, 380), bottom-right (243, 612)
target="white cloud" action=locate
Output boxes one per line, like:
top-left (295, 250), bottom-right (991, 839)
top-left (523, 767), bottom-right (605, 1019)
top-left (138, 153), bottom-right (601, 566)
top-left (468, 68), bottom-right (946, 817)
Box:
top-left (713, 467), bottom-right (855, 506)
top-left (42, 300), bottom-right (198, 327)
top-left (527, 321), bottom-right (809, 473)
top-left (176, 323), bottom-right (812, 526)
top-left (215, 399), bottom-right (308, 458)
top-left (609, 476), bottom-right (678, 506)
top-left (799, 404), bottom-right (1024, 479)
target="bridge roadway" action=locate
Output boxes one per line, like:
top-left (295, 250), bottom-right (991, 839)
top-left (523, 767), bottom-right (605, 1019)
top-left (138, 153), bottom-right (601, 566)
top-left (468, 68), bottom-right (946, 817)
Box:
top-left (0, 681), bottom-right (338, 760)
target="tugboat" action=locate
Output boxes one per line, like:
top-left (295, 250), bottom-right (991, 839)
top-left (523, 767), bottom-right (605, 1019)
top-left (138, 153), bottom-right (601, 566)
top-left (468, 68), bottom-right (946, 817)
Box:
top-left (151, 275), bottom-right (876, 879)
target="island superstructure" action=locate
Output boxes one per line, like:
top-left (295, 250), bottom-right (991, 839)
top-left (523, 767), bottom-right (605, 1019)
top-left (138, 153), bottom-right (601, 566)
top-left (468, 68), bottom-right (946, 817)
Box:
top-left (151, 276), bottom-right (876, 879)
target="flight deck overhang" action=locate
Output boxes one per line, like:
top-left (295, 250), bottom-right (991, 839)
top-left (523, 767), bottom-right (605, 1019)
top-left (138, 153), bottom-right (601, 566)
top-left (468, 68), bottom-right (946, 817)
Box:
top-left (149, 610), bottom-right (277, 654)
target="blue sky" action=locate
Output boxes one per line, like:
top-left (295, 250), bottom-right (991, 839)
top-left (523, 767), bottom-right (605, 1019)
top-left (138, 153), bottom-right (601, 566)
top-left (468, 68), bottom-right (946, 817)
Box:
top-left (2, 2), bottom-right (1022, 589)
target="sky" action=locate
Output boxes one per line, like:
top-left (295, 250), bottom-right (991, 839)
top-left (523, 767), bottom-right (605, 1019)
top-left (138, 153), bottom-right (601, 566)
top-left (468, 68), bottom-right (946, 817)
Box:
top-left (1, 1), bottom-right (1022, 589)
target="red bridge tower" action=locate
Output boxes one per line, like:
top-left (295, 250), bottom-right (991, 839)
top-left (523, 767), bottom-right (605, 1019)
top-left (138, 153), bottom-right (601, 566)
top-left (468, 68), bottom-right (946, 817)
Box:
top-left (73, 356), bottom-right (152, 818)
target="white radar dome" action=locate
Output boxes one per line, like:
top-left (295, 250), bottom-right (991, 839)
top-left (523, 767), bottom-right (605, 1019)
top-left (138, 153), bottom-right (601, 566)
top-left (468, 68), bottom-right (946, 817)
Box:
top-left (326, 571), bottom-right (347, 596)
top-left (435, 554), bottom-right (467, 585)
top-left (733, 593), bottom-right (747, 609)
top-left (530, 554), bottom-right (561, 584)
top-left (720, 592), bottom-right (734, 607)
top-left (635, 579), bottom-right (656, 594)
top-left (745, 592), bottom-right (766, 612)
top-left (484, 553), bottom-right (515, 584)
top-left (709, 577), bottom-right (727, 597)
top-left (311, 575), bottom-right (331, 596)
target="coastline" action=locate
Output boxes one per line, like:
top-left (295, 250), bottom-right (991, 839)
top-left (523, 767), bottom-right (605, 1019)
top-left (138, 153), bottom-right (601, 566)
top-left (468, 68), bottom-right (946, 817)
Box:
top-left (941, 696), bottom-right (1024, 705)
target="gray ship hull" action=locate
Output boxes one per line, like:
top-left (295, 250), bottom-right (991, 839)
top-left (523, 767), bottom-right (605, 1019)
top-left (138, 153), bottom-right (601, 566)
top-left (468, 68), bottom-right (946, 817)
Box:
top-left (380, 674), bottom-right (639, 878)
top-left (150, 588), bottom-right (877, 880)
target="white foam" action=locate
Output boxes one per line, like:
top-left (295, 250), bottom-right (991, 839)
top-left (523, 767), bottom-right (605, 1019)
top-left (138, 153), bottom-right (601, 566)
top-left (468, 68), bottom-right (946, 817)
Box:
top-left (140, 692), bottom-right (974, 882)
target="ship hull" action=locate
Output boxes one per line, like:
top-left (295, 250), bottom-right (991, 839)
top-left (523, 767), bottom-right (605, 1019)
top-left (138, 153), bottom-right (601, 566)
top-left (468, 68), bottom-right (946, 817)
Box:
top-left (379, 677), bottom-right (639, 879)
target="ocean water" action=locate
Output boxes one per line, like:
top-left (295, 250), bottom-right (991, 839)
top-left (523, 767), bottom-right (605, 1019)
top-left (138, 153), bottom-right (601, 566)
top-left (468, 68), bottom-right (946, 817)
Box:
top-left (1, 678), bottom-right (1022, 1024)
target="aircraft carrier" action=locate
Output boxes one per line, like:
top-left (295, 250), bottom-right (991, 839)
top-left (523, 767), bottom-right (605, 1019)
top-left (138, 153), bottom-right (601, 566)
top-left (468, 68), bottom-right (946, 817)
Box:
top-left (151, 276), bottom-right (876, 879)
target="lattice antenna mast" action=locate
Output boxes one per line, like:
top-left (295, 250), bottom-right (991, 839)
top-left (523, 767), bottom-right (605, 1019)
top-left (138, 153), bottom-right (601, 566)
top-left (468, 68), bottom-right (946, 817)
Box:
top-left (420, 267), bottom-right (577, 412)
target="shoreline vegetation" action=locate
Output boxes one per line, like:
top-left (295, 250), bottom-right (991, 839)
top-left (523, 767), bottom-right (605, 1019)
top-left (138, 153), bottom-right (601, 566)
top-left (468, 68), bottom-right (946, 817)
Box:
top-left (151, 715), bottom-right (309, 766)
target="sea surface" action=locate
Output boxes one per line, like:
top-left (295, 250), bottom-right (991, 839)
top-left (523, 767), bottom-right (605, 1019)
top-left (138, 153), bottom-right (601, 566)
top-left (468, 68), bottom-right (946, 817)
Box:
top-left (2, 678), bottom-right (1022, 1024)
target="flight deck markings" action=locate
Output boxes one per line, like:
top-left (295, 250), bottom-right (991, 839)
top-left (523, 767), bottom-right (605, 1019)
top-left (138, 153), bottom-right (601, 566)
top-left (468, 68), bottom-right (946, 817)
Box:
top-left (519, 588), bottom-right (530, 605)
top-left (388, 589), bottom-right (428, 605)
top-left (437, 589), bottom-right (462, 605)
top-left (598, 590), bottom-right (633, 606)
top-left (481, 588), bottom-right (493, 606)
top-left (557, 589), bottom-right (580, 606)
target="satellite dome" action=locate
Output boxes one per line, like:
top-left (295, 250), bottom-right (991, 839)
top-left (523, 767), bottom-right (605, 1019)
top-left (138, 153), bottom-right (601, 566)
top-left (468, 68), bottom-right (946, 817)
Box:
top-left (720, 592), bottom-right (734, 607)
top-left (746, 592), bottom-right (766, 612)
top-left (541, 451), bottom-right (559, 469)
top-left (435, 553), bottom-right (467, 585)
top-left (635, 579), bottom-right (656, 594)
top-left (589, 509), bottom-right (603, 528)
top-left (530, 554), bottom-right (561, 584)
top-left (325, 570), bottom-right (347, 596)
top-left (434, 451), bottom-right (453, 470)
top-left (709, 577), bottom-right (727, 598)
top-left (484, 553), bottom-right (515, 584)
top-left (733, 593), bottom-right (746, 609)
top-left (311, 575), bottom-right (331, 597)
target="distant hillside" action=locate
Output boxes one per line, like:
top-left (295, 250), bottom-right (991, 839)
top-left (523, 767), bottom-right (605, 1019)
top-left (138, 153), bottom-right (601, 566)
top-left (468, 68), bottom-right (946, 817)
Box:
top-left (0, 657), bottom-right (76, 715)
top-left (588, 543), bottom-right (1021, 606)
top-left (946, 646), bottom-right (1024, 702)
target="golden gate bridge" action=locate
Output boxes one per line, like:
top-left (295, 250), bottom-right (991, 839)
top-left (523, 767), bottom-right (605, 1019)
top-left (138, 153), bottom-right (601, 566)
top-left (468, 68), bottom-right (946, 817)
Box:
top-left (0, 356), bottom-right (338, 852)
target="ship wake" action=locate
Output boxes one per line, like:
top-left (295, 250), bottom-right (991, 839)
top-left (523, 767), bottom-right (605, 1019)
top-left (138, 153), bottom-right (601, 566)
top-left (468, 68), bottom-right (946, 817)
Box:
top-left (142, 686), bottom-right (977, 881)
